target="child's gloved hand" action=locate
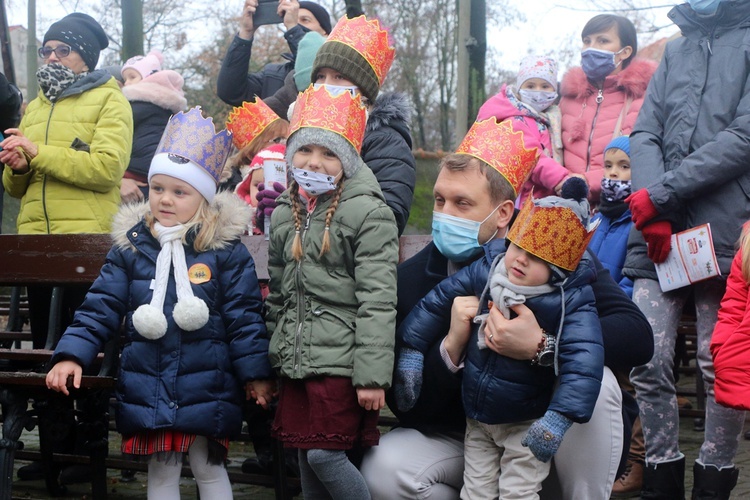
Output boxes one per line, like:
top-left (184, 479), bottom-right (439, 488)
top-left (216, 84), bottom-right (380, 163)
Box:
top-left (521, 410), bottom-right (573, 463)
top-left (254, 182), bottom-right (285, 230)
top-left (393, 347), bottom-right (424, 412)
top-left (642, 220), bottom-right (672, 264)
top-left (626, 189), bottom-right (659, 230)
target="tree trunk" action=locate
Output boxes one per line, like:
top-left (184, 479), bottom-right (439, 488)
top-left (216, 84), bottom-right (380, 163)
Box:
top-left (121, 0), bottom-right (144, 61)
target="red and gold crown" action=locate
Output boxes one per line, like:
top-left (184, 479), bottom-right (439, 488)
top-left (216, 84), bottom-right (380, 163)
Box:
top-left (507, 195), bottom-right (599, 271)
top-left (289, 85), bottom-right (367, 152)
top-left (456, 118), bottom-right (539, 197)
top-left (225, 98), bottom-right (280, 150)
top-left (326, 15), bottom-right (395, 87)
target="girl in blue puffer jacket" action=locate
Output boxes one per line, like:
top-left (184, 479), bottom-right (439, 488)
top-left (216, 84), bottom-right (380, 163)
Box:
top-left (46, 108), bottom-right (274, 499)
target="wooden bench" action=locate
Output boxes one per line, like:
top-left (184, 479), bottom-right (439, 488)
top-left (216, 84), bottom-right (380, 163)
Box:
top-left (0, 233), bottom-right (432, 500)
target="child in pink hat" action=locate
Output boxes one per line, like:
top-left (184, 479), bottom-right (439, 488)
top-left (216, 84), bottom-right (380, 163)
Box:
top-left (121, 49), bottom-right (164, 86)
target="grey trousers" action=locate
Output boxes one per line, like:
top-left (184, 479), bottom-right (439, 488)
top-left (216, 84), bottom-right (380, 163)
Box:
top-left (630, 278), bottom-right (744, 467)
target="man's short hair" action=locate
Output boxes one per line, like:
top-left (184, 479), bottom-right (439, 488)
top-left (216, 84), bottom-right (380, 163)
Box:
top-left (439, 153), bottom-right (516, 205)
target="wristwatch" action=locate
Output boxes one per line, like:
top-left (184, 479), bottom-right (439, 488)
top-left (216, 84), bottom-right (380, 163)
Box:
top-left (533, 332), bottom-right (557, 367)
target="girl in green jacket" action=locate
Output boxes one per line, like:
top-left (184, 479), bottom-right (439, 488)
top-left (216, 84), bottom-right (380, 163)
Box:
top-left (266, 85), bottom-right (399, 499)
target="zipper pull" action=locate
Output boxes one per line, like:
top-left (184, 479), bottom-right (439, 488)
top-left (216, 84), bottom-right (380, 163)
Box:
top-left (596, 89), bottom-right (604, 104)
top-left (304, 212), bottom-right (311, 231)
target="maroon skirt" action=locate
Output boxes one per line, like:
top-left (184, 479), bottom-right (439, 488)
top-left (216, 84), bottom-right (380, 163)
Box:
top-left (272, 376), bottom-right (380, 450)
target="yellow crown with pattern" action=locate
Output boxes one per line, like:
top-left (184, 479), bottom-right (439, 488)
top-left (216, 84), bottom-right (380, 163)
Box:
top-left (155, 107), bottom-right (232, 184)
top-left (456, 118), bottom-right (539, 197)
top-left (507, 195), bottom-right (599, 271)
top-left (289, 85), bottom-right (367, 152)
top-left (226, 98), bottom-right (280, 150)
top-left (326, 15), bottom-right (395, 87)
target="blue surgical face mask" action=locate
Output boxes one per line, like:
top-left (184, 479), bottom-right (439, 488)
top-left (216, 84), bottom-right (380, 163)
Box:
top-left (688, 0), bottom-right (723, 14)
top-left (291, 167), bottom-right (341, 196)
top-left (431, 206), bottom-right (500, 262)
top-left (581, 47), bottom-right (625, 81)
top-left (518, 89), bottom-right (558, 113)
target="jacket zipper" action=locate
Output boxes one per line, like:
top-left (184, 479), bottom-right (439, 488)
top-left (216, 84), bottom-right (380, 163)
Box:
top-left (42, 102), bottom-right (55, 233)
top-left (584, 89), bottom-right (604, 173)
top-left (293, 211), bottom-right (312, 377)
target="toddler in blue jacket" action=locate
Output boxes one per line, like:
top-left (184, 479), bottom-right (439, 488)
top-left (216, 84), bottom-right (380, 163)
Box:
top-left (46, 108), bottom-right (274, 499)
top-left (395, 178), bottom-right (604, 498)
top-left (588, 135), bottom-right (634, 296)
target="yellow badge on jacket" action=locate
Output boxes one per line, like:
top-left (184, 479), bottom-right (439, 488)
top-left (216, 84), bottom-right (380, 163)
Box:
top-left (188, 263), bottom-right (211, 284)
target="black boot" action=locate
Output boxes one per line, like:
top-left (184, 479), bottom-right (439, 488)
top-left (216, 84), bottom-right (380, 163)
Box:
top-left (640, 457), bottom-right (685, 500)
top-left (691, 462), bottom-right (739, 500)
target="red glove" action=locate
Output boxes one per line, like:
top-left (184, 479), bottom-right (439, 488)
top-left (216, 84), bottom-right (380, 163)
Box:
top-left (626, 189), bottom-right (659, 230)
top-left (642, 220), bottom-right (672, 264)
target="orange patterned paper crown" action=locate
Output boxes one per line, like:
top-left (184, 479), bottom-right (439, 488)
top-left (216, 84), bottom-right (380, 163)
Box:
top-left (507, 195), bottom-right (599, 271)
top-left (155, 107), bottom-right (233, 184)
top-left (226, 98), bottom-right (280, 150)
top-left (456, 118), bottom-right (539, 197)
top-left (326, 15), bottom-right (395, 87)
top-left (289, 85), bottom-right (367, 152)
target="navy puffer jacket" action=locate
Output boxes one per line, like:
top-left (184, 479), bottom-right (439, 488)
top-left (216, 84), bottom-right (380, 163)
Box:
top-left (399, 238), bottom-right (604, 424)
top-left (52, 193), bottom-right (272, 438)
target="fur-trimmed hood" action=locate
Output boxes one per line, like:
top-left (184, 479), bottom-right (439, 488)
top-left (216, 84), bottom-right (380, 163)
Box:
top-left (111, 191), bottom-right (251, 251)
top-left (367, 92), bottom-right (413, 134)
top-left (121, 71), bottom-right (187, 114)
top-left (561, 58), bottom-right (657, 101)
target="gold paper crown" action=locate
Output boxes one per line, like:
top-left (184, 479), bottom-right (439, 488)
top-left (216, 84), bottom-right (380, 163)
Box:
top-left (155, 107), bottom-right (233, 184)
top-left (326, 15), bottom-right (395, 87)
top-left (226, 98), bottom-right (280, 150)
top-left (507, 196), bottom-right (598, 271)
top-left (456, 118), bottom-right (539, 197)
top-left (289, 85), bottom-right (367, 153)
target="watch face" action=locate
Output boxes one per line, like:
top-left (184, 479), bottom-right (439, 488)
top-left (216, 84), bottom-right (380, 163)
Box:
top-left (538, 351), bottom-right (555, 367)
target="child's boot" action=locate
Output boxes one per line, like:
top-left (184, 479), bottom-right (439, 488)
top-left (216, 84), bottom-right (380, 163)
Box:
top-left (640, 456), bottom-right (685, 500)
top-left (690, 462), bottom-right (738, 500)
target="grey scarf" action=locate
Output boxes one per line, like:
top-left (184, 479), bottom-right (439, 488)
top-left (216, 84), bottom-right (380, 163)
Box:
top-left (475, 253), bottom-right (556, 349)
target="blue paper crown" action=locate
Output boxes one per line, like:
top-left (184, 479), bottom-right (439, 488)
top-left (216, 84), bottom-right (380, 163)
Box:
top-left (154, 107), bottom-right (233, 184)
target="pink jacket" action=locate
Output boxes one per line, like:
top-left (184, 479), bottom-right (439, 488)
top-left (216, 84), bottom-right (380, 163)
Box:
top-left (477, 85), bottom-right (567, 202)
top-left (559, 58), bottom-right (656, 202)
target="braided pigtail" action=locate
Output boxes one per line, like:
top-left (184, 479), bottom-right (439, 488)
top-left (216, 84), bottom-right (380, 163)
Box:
top-left (290, 181), bottom-right (304, 261)
top-left (319, 179), bottom-right (345, 258)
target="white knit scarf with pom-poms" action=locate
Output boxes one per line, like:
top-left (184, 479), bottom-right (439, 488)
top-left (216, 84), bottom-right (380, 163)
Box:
top-left (132, 222), bottom-right (209, 339)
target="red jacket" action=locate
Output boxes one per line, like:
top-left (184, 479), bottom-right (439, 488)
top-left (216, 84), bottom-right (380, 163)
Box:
top-left (559, 58), bottom-right (656, 202)
top-left (711, 248), bottom-right (750, 410)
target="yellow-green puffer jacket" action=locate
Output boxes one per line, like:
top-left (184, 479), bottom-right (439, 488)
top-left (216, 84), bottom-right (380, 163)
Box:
top-left (2, 70), bottom-right (133, 234)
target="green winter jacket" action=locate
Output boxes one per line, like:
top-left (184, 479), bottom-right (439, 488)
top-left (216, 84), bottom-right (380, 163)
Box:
top-left (2, 70), bottom-right (133, 234)
top-left (266, 166), bottom-right (399, 389)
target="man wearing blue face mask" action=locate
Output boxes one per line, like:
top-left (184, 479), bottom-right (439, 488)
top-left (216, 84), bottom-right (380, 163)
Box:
top-left (623, 0), bottom-right (750, 498)
top-left (360, 117), bottom-right (654, 500)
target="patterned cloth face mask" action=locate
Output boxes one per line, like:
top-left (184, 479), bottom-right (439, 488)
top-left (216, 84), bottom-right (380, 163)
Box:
top-left (291, 167), bottom-right (341, 196)
top-left (518, 89), bottom-right (558, 113)
top-left (601, 178), bottom-right (632, 203)
top-left (36, 62), bottom-right (83, 103)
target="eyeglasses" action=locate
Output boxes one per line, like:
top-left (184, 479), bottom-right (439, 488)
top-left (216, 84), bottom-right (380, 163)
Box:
top-left (38, 45), bottom-right (72, 59)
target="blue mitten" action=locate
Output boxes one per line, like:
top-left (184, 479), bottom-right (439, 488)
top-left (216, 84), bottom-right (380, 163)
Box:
top-left (393, 347), bottom-right (424, 412)
top-left (521, 410), bottom-right (573, 463)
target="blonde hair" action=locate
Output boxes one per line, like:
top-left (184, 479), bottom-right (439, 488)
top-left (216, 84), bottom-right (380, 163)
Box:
top-left (741, 223), bottom-right (750, 283)
top-left (146, 197), bottom-right (218, 253)
top-left (289, 178), bottom-right (345, 261)
top-left (227, 119), bottom-right (290, 169)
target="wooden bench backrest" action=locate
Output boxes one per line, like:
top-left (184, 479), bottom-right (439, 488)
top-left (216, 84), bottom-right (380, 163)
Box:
top-left (0, 233), bottom-right (433, 285)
